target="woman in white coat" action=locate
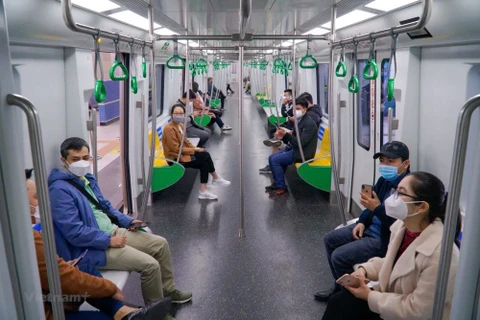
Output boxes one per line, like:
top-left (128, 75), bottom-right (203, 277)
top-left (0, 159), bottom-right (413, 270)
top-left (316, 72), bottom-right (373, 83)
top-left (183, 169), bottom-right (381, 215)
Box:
top-left (322, 171), bottom-right (461, 320)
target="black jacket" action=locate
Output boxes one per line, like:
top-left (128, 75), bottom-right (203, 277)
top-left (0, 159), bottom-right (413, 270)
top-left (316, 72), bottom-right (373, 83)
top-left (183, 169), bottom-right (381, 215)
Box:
top-left (281, 114), bottom-right (318, 162)
top-left (306, 104), bottom-right (323, 128)
top-left (358, 170), bottom-right (410, 253)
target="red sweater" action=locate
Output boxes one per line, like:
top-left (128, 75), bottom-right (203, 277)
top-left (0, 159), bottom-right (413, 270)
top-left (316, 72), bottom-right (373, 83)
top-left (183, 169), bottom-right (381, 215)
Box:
top-left (395, 229), bottom-right (422, 263)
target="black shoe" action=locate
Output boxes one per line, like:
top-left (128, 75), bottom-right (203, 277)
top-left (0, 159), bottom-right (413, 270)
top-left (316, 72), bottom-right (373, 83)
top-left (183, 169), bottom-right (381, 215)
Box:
top-left (263, 139), bottom-right (282, 147)
top-left (314, 287), bottom-right (337, 302)
top-left (259, 165), bottom-right (271, 174)
top-left (265, 184), bottom-right (277, 192)
top-left (122, 297), bottom-right (172, 320)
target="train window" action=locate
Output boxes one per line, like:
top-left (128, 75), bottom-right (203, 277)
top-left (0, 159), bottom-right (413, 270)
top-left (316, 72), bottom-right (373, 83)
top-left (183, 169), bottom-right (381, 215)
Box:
top-left (357, 59), bottom-right (371, 151)
top-left (148, 64), bottom-right (165, 119)
top-left (380, 59), bottom-right (396, 146)
top-left (317, 63), bottom-right (329, 114)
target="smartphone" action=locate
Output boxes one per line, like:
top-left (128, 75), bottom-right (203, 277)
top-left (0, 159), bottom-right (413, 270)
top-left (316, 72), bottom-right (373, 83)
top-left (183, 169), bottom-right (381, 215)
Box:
top-left (72, 249), bottom-right (89, 267)
top-left (130, 222), bottom-right (149, 229)
top-left (362, 184), bottom-right (374, 198)
top-left (336, 274), bottom-right (370, 288)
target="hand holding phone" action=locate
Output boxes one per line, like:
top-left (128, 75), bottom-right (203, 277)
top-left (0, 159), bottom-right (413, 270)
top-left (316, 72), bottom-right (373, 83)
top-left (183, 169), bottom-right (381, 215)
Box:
top-left (361, 184), bottom-right (374, 199)
top-left (71, 249), bottom-right (88, 267)
top-left (336, 274), bottom-right (370, 288)
top-left (130, 222), bottom-right (149, 229)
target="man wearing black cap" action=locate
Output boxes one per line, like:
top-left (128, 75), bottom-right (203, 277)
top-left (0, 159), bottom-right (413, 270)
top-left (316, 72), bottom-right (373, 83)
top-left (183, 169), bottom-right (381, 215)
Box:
top-left (314, 141), bottom-right (410, 301)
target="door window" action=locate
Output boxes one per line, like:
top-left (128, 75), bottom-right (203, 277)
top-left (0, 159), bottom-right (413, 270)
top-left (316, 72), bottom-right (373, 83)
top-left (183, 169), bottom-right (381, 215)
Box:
top-left (380, 59), bottom-right (396, 146)
top-left (357, 59), bottom-right (371, 150)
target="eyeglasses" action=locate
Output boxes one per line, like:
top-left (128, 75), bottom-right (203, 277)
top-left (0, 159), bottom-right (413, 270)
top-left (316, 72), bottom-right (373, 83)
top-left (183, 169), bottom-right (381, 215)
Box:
top-left (391, 188), bottom-right (420, 201)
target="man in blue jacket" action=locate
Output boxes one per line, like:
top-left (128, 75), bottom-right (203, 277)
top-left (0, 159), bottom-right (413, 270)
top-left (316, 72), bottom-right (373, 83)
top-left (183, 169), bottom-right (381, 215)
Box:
top-left (314, 141), bottom-right (410, 301)
top-left (49, 137), bottom-right (191, 308)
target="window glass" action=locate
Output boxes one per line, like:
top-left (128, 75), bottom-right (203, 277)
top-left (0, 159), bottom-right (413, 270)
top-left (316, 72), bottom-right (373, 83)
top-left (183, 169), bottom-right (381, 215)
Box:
top-left (317, 63), bottom-right (329, 114)
top-left (149, 64), bottom-right (165, 120)
top-left (357, 59), bottom-right (371, 150)
top-left (381, 59), bottom-right (396, 146)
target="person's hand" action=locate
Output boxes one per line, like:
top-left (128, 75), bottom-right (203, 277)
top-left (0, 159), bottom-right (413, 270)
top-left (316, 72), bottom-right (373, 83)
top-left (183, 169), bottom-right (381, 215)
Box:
top-left (351, 267), bottom-right (367, 280)
top-left (352, 223), bottom-right (365, 240)
top-left (128, 219), bottom-right (143, 232)
top-left (112, 287), bottom-right (124, 301)
top-left (288, 116), bottom-right (295, 122)
top-left (192, 111), bottom-right (201, 117)
top-left (110, 236), bottom-right (127, 248)
top-left (273, 127), bottom-right (286, 140)
top-left (195, 147), bottom-right (206, 152)
top-left (344, 277), bottom-right (371, 301)
top-left (208, 112), bottom-right (216, 119)
top-left (66, 259), bottom-right (79, 267)
top-left (359, 191), bottom-right (381, 211)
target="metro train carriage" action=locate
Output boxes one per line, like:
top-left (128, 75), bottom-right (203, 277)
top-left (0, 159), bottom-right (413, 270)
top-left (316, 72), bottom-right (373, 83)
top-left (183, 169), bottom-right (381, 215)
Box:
top-left (1, 0), bottom-right (480, 319)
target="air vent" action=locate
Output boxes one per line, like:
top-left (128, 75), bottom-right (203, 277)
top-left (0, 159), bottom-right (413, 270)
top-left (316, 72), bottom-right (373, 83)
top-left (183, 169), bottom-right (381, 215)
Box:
top-left (400, 17), bottom-right (433, 39)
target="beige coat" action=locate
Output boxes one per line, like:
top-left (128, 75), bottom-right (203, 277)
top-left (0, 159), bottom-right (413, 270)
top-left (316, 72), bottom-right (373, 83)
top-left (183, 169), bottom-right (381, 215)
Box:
top-left (360, 219), bottom-right (459, 320)
top-left (162, 121), bottom-right (196, 162)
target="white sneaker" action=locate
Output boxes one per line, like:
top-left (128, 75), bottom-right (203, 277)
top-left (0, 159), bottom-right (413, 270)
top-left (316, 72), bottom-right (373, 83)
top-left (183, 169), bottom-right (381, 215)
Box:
top-left (221, 125), bottom-right (232, 131)
top-left (212, 177), bottom-right (231, 187)
top-left (198, 191), bottom-right (218, 200)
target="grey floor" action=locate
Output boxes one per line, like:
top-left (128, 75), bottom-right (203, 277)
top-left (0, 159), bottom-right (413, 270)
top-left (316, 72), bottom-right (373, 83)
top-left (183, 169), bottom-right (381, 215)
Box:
top-left (123, 86), bottom-right (343, 319)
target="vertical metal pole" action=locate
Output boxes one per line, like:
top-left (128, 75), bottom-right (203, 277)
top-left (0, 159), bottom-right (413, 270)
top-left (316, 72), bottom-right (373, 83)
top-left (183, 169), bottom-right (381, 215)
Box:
top-left (387, 107), bottom-right (393, 142)
top-left (139, 93), bottom-right (147, 217)
top-left (329, 6), bottom-right (347, 225)
top-left (141, 2), bottom-right (156, 213)
top-left (6, 94), bottom-right (65, 320)
top-left (91, 108), bottom-right (98, 180)
top-left (238, 45), bottom-right (246, 238)
top-left (432, 96), bottom-right (480, 319)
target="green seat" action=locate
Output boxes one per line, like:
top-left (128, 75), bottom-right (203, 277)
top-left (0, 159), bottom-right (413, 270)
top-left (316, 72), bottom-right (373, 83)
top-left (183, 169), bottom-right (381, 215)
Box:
top-left (268, 114), bottom-right (287, 126)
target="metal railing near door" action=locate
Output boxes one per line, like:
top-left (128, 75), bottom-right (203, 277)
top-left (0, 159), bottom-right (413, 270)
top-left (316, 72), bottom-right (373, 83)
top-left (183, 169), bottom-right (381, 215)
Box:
top-left (432, 94), bottom-right (480, 320)
top-left (6, 94), bottom-right (65, 320)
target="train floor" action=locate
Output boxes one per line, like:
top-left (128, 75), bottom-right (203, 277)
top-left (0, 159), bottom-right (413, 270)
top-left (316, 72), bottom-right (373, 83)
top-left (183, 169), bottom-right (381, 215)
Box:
top-left (123, 85), bottom-right (342, 319)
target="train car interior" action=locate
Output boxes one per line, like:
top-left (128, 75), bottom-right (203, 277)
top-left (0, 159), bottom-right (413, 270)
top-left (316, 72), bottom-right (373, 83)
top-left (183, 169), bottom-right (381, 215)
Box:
top-left (1, 0), bottom-right (480, 319)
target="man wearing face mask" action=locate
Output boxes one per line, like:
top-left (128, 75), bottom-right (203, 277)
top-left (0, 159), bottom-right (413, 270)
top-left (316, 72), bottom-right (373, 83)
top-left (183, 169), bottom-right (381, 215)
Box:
top-left (48, 138), bottom-right (191, 316)
top-left (314, 141), bottom-right (410, 302)
top-left (265, 97), bottom-right (318, 196)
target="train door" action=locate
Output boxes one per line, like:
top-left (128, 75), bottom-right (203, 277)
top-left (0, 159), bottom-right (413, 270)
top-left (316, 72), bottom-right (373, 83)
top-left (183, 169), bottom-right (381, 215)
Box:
top-left (350, 51), bottom-right (377, 210)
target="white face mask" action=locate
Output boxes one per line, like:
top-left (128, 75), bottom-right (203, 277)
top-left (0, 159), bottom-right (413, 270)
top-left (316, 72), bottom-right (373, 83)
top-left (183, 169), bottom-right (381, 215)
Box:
top-left (30, 205), bottom-right (40, 223)
top-left (295, 109), bottom-right (304, 119)
top-left (385, 193), bottom-right (424, 220)
top-left (66, 160), bottom-right (91, 177)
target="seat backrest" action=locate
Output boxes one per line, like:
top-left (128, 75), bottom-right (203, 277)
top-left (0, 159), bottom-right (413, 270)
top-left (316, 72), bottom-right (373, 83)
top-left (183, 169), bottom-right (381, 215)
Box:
top-left (148, 127), bottom-right (168, 167)
top-left (319, 126), bottom-right (331, 156)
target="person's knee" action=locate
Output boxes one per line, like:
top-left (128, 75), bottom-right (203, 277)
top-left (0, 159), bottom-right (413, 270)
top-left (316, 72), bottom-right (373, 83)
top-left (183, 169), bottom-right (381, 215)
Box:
top-left (323, 229), bottom-right (337, 247)
top-left (141, 255), bottom-right (161, 274)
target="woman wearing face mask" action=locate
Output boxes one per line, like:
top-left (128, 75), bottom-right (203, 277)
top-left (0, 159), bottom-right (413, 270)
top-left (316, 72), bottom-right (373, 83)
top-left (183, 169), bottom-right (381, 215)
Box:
top-left (162, 104), bottom-right (231, 200)
top-left (322, 171), bottom-right (461, 320)
top-left (266, 97), bottom-right (318, 196)
top-left (315, 141), bottom-right (411, 302)
top-left (25, 168), bottom-right (40, 224)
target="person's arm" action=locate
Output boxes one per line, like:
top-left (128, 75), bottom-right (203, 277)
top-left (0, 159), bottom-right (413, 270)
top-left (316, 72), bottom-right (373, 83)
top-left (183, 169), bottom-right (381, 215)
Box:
top-left (163, 125), bottom-right (196, 156)
top-left (358, 257), bottom-right (385, 282)
top-left (281, 104), bottom-right (288, 117)
top-left (49, 186), bottom-right (111, 250)
top-left (287, 120), bottom-right (317, 150)
top-left (367, 258), bottom-right (442, 320)
top-left (34, 231), bottom-right (117, 298)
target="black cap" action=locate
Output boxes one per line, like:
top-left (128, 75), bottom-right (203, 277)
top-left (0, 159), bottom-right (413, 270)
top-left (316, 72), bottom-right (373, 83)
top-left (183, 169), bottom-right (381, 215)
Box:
top-left (373, 141), bottom-right (409, 160)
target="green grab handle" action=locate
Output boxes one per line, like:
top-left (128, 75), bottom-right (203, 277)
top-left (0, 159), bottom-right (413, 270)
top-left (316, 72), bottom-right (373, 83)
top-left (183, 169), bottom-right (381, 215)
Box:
top-left (189, 62), bottom-right (195, 71)
top-left (142, 61), bottom-right (147, 78)
top-left (387, 78), bottom-right (395, 101)
top-left (166, 55), bottom-right (186, 69)
top-left (196, 58), bottom-right (208, 68)
top-left (94, 79), bottom-right (107, 103)
top-left (287, 62), bottom-right (293, 70)
top-left (131, 76), bottom-right (138, 94)
top-left (300, 55), bottom-right (318, 69)
top-left (280, 68), bottom-right (284, 75)
top-left (109, 60), bottom-right (129, 81)
top-left (335, 61), bottom-right (347, 77)
top-left (259, 98), bottom-right (265, 104)
top-left (348, 75), bottom-right (360, 93)
top-left (363, 59), bottom-right (379, 80)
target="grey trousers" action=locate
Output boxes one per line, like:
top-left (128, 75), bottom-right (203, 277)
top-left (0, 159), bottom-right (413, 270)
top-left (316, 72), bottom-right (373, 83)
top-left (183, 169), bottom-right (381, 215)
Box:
top-left (187, 126), bottom-right (211, 147)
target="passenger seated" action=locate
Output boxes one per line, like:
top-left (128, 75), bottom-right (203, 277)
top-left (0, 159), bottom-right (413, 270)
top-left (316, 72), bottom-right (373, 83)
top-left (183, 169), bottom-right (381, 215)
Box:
top-left (48, 138), bottom-right (191, 310)
top-left (314, 141), bottom-right (411, 301)
top-left (26, 170), bottom-right (172, 320)
top-left (207, 77), bottom-right (226, 109)
top-left (192, 83), bottom-right (232, 132)
top-left (322, 172), bottom-right (460, 320)
top-left (265, 97), bottom-right (318, 196)
top-left (259, 89), bottom-right (294, 174)
top-left (176, 90), bottom-right (211, 147)
top-left (298, 92), bottom-right (323, 128)
top-left (162, 104), bottom-right (231, 200)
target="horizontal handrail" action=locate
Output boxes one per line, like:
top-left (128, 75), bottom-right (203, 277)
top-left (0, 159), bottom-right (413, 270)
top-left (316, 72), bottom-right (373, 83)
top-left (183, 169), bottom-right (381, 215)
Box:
top-left (332, 0), bottom-right (432, 48)
top-left (6, 94), bottom-right (65, 320)
top-left (432, 94), bottom-right (480, 319)
top-left (61, 0), bottom-right (153, 48)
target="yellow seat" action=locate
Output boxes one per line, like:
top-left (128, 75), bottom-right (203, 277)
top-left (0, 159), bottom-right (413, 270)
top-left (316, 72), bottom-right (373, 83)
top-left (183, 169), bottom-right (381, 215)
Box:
top-left (295, 126), bottom-right (331, 168)
top-left (148, 130), bottom-right (168, 167)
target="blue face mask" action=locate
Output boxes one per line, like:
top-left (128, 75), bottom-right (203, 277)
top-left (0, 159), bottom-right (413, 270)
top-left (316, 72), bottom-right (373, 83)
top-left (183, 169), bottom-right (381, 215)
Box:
top-left (379, 165), bottom-right (400, 181)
